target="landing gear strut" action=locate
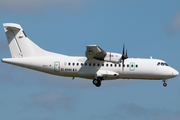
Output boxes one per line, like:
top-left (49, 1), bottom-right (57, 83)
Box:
top-left (163, 80), bottom-right (167, 87)
top-left (93, 77), bottom-right (103, 87)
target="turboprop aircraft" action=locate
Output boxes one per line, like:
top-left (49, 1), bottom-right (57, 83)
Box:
top-left (1, 23), bottom-right (179, 87)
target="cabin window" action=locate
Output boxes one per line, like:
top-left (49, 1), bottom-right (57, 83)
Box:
top-left (77, 63), bottom-right (79, 66)
top-left (89, 63), bottom-right (91, 66)
top-left (102, 63), bottom-right (104, 66)
top-left (114, 64), bottom-right (117, 67)
top-left (136, 65), bottom-right (138, 68)
top-left (123, 64), bottom-right (125, 67)
top-left (85, 63), bottom-right (87, 66)
top-left (119, 64), bottom-right (121, 67)
top-left (81, 63), bottom-right (83, 66)
top-left (68, 63), bottom-right (71, 65)
top-left (72, 63), bottom-right (75, 66)
top-left (110, 64), bottom-right (113, 67)
top-left (106, 64), bottom-right (108, 67)
top-left (97, 63), bottom-right (100, 66)
top-left (131, 64), bottom-right (133, 67)
top-left (93, 63), bottom-right (96, 66)
top-left (157, 62), bottom-right (160, 66)
top-left (127, 64), bottom-right (129, 67)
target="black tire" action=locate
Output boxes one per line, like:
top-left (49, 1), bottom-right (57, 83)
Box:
top-left (163, 83), bottom-right (167, 87)
top-left (93, 79), bottom-right (101, 87)
top-left (96, 82), bottom-right (101, 87)
top-left (93, 79), bottom-right (98, 85)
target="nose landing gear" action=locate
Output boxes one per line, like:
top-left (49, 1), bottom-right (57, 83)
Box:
top-left (163, 82), bottom-right (167, 87)
top-left (163, 80), bottom-right (167, 87)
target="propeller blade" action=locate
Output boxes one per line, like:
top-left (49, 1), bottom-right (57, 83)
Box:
top-left (122, 44), bottom-right (128, 60)
top-left (122, 44), bottom-right (125, 56)
top-left (122, 60), bottom-right (124, 71)
top-left (126, 49), bottom-right (127, 56)
top-left (121, 44), bottom-right (128, 71)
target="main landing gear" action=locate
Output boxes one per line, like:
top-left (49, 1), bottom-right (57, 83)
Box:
top-left (93, 77), bottom-right (103, 87)
top-left (163, 80), bottom-right (167, 87)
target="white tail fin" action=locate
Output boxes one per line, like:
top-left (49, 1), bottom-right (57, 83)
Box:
top-left (3, 23), bottom-right (59, 58)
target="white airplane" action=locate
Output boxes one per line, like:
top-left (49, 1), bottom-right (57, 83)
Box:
top-left (1, 23), bottom-right (179, 87)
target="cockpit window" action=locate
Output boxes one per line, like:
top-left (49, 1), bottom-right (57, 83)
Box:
top-left (157, 62), bottom-right (169, 66)
top-left (164, 63), bottom-right (169, 66)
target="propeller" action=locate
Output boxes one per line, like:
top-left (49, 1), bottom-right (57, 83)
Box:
top-left (121, 44), bottom-right (128, 71)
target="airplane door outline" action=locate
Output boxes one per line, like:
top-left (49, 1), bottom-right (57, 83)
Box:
top-left (54, 61), bottom-right (60, 72)
top-left (129, 62), bottom-right (135, 71)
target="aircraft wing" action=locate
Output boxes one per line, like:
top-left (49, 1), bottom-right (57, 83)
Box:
top-left (85, 45), bottom-right (106, 60)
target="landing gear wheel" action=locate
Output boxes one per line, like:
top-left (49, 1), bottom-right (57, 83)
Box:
top-left (93, 79), bottom-right (98, 85)
top-left (93, 79), bottom-right (101, 87)
top-left (96, 82), bottom-right (101, 87)
top-left (163, 82), bottom-right (167, 87)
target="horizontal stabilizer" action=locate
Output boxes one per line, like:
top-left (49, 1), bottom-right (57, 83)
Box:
top-left (3, 23), bottom-right (21, 31)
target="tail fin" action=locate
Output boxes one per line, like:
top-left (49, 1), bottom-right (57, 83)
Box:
top-left (3, 23), bottom-right (55, 58)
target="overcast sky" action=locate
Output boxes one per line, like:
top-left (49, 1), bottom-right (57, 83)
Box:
top-left (0, 0), bottom-right (180, 120)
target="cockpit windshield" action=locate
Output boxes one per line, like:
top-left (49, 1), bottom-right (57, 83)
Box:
top-left (164, 63), bottom-right (169, 66)
top-left (157, 62), bottom-right (169, 66)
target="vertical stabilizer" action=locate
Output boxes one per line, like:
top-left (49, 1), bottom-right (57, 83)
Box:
top-left (3, 23), bottom-right (58, 58)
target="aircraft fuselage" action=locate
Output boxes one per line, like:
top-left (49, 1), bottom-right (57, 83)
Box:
top-left (2, 55), bottom-right (178, 81)
top-left (2, 23), bottom-right (179, 87)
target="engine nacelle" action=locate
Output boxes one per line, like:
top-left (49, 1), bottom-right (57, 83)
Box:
top-left (104, 52), bottom-right (122, 63)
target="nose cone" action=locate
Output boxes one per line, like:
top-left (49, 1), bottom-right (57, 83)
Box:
top-left (172, 69), bottom-right (179, 77)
